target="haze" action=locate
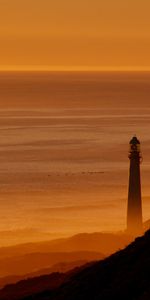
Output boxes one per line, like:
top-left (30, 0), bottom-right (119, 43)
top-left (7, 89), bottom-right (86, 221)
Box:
top-left (0, 72), bottom-right (150, 247)
top-left (0, 0), bottom-right (150, 70)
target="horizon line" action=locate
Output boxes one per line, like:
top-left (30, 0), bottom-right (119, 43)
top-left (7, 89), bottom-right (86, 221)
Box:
top-left (0, 66), bottom-right (150, 72)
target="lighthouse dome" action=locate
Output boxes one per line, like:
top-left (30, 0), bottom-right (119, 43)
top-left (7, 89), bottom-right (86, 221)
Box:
top-left (130, 136), bottom-right (140, 145)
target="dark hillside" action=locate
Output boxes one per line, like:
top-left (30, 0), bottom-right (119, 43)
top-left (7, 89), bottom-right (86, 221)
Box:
top-left (47, 230), bottom-right (150, 300)
top-left (1, 231), bottom-right (150, 300)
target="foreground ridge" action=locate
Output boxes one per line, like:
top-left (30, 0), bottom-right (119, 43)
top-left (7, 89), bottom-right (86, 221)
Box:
top-left (46, 230), bottom-right (150, 300)
top-left (0, 230), bottom-right (150, 300)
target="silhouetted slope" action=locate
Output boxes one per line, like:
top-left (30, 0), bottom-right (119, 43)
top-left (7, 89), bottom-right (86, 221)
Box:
top-left (0, 250), bottom-right (103, 277)
top-left (0, 232), bottom-right (131, 284)
top-left (0, 260), bottom-right (87, 289)
top-left (0, 272), bottom-right (66, 300)
top-left (0, 264), bottom-right (91, 300)
top-left (14, 230), bottom-right (150, 300)
top-left (46, 230), bottom-right (150, 300)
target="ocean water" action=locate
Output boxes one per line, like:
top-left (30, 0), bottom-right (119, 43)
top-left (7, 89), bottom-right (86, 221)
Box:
top-left (0, 71), bottom-right (150, 246)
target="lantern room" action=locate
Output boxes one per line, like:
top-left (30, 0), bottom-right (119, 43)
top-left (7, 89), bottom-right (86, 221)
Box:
top-left (129, 136), bottom-right (141, 153)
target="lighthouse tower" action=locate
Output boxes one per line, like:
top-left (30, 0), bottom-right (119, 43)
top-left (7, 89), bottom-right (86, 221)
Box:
top-left (127, 136), bottom-right (143, 235)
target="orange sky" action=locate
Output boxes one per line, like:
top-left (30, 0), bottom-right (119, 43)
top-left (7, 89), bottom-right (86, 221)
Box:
top-left (0, 0), bottom-right (150, 70)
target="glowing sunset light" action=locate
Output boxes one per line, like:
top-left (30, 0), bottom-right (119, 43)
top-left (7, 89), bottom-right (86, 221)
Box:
top-left (0, 0), bottom-right (150, 70)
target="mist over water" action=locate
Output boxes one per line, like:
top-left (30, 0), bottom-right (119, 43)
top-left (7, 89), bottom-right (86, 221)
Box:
top-left (0, 71), bottom-right (150, 246)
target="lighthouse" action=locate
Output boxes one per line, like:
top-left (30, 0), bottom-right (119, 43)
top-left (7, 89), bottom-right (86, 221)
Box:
top-left (127, 136), bottom-right (143, 235)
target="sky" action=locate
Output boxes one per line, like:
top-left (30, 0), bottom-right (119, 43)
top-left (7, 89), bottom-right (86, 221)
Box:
top-left (0, 0), bottom-right (150, 70)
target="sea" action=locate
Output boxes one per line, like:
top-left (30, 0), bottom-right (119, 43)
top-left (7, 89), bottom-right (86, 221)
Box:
top-left (0, 71), bottom-right (150, 246)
